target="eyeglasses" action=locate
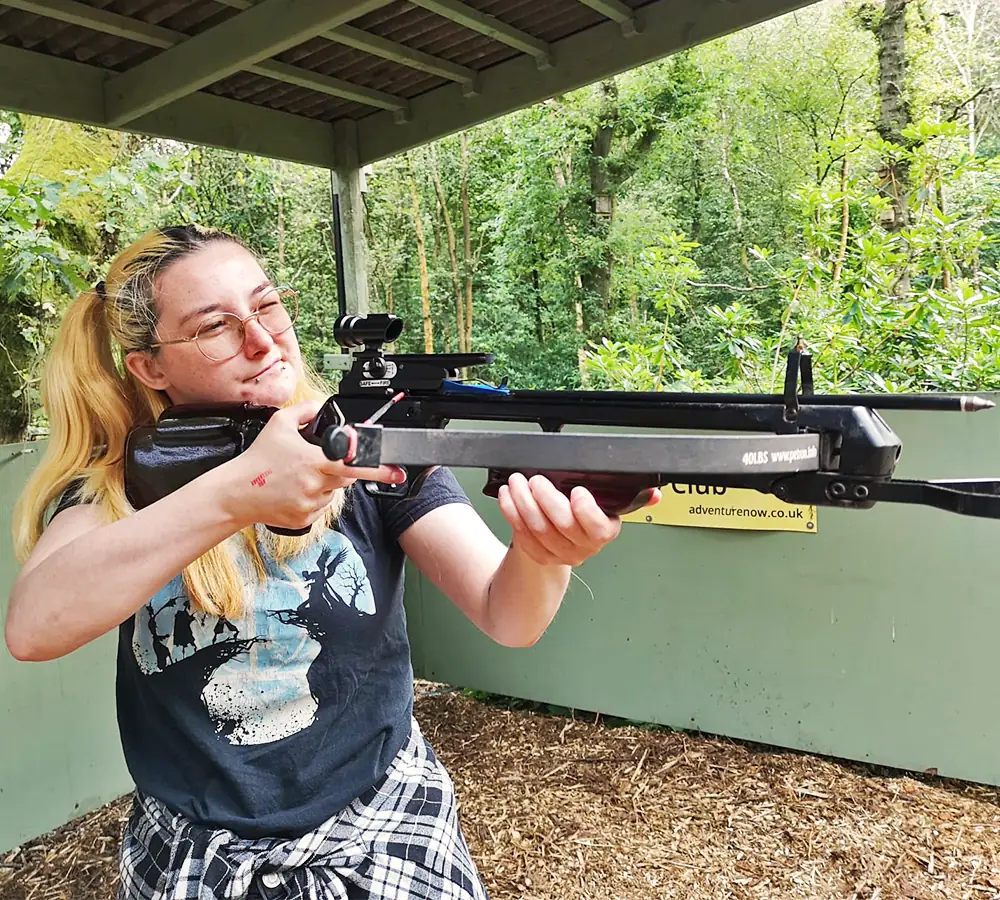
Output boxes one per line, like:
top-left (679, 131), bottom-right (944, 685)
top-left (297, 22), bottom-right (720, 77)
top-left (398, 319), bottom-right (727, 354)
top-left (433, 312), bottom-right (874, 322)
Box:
top-left (149, 287), bottom-right (299, 361)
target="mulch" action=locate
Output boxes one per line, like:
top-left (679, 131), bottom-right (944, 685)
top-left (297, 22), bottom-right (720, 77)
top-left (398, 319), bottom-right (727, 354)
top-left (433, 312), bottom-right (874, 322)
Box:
top-left (3, 681), bottom-right (1000, 899)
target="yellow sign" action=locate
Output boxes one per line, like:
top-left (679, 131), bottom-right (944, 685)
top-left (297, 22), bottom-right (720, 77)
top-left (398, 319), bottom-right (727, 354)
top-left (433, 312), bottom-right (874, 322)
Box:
top-left (623, 483), bottom-right (817, 534)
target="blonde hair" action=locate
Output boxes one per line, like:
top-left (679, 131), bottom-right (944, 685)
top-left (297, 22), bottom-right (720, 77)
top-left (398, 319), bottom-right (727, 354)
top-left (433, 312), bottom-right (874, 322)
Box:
top-left (12, 224), bottom-right (344, 620)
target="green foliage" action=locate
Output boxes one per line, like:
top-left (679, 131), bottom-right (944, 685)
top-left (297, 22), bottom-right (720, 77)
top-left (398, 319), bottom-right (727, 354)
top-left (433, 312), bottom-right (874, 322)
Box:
top-left (744, 122), bottom-right (1000, 394)
top-left (582, 233), bottom-right (708, 390)
top-left (0, 111), bottom-right (22, 176)
top-left (0, 174), bottom-right (91, 438)
top-left (5, 117), bottom-right (123, 258)
top-left (580, 5), bottom-right (1000, 395)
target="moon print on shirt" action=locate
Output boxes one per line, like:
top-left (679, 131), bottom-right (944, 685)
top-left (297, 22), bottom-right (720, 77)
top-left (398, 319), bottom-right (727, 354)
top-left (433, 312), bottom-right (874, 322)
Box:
top-left (131, 532), bottom-right (376, 746)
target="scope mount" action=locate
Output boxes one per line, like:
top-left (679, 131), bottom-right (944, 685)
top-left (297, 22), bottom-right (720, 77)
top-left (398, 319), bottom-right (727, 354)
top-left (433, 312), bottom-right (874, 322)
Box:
top-left (333, 312), bottom-right (493, 397)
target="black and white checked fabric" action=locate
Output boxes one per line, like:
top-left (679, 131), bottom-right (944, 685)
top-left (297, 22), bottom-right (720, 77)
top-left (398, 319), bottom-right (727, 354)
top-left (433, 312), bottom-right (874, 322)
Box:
top-left (117, 718), bottom-right (489, 900)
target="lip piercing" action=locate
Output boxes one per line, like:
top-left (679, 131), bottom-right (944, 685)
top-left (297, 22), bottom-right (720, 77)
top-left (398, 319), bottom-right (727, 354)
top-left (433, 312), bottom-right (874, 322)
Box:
top-left (255, 362), bottom-right (282, 384)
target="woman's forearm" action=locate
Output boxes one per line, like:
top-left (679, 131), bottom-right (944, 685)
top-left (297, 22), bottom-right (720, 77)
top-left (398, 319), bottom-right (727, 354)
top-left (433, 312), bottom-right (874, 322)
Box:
top-left (482, 540), bottom-right (572, 648)
top-left (6, 466), bottom-right (246, 662)
top-left (6, 401), bottom-right (401, 663)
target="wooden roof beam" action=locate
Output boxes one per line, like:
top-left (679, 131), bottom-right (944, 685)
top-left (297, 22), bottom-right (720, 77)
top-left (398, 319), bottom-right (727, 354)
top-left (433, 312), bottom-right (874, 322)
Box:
top-left (0, 41), bottom-right (340, 167)
top-left (1, 0), bottom-right (409, 114)
top-left (0, 0), bottom-right (174, 46)
top-left (409, 0), bottom-right (552, 69)
top-left (574, 0), bottom-right (640, 37)
top-left (102, 0), bottom-right (395, 126)
top-left (212, 0), bottom-right (480, 94)
top-left (327, 25), bottom-right (479, 96)
top-left (256, 61), bottom-right (408, 114)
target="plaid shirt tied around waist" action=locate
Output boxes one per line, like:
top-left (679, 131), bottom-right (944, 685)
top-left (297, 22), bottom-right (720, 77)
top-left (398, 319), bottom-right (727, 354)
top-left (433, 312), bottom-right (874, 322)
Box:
top-left (117, 718), bottom-right (489, 900)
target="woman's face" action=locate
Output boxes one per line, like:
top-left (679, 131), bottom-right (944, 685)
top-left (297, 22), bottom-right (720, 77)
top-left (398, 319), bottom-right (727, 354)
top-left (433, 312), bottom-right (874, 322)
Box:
top-left (125, 240), bottom-right (303, 408)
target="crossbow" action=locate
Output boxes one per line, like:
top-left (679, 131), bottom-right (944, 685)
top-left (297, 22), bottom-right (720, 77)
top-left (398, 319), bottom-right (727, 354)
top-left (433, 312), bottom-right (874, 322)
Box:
top-left (124, 310), bottom-right (1000, 537)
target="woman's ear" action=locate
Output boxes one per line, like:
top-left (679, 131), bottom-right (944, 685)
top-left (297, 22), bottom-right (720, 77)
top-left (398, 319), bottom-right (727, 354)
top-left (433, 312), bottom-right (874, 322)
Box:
top-left (124, 350), bottom-right (172, 392)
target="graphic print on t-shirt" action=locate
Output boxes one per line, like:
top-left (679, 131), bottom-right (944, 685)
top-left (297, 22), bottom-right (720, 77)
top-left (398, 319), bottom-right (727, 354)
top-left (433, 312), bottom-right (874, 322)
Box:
top-left (131, 532), bottom-right (376, 746)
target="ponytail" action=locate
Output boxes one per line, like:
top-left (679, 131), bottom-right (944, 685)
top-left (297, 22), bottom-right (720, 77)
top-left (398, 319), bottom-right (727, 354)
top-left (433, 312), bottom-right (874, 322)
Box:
top-left (12, 225), bottom-right (343, 621)
top-left (12, 285), bottom-right (144, 559)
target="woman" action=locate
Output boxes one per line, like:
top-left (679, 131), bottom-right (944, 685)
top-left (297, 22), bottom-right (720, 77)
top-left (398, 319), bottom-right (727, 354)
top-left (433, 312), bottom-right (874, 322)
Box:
top-left (6, 224), bottom-right (654, 899)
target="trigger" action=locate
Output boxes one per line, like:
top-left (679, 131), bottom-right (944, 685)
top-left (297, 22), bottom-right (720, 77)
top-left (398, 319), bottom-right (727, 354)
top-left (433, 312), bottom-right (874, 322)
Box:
top-left (363, 482), bottom-right (410, 500)
top-left (362, 465), bottom-right (433, 502)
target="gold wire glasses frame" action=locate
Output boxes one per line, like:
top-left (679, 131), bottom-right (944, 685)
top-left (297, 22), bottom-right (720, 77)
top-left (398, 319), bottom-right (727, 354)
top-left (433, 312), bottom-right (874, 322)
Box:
top-left (148, 287), bottom-right (300, 361)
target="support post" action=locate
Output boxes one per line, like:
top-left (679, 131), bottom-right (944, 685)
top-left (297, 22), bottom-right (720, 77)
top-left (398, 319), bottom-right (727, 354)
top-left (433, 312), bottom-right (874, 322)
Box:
top-left (331, 119), bottom-right (370, 317)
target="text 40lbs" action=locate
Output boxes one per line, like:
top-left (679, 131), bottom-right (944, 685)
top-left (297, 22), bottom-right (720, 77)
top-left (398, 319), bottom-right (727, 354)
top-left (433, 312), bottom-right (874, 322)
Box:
top-left (742, 446), bottom-right (818, 467)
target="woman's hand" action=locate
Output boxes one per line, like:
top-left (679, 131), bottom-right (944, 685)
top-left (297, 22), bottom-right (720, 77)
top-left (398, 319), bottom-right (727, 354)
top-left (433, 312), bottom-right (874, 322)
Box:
top-left (496, 472), bottom-right (660, 567)
top-left (221, 400), bottom-right (405, 531)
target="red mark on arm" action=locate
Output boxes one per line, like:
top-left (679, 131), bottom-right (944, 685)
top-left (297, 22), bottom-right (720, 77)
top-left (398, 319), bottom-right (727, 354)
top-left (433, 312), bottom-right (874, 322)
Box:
top-left (250, 469), bottom-right (273, 487)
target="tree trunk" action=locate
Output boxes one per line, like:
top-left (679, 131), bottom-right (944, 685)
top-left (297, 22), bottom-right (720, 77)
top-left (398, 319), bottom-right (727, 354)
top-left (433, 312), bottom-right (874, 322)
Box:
top-left (553, 132), bottom-right (589, 374)
top-left (956, 0), bottom-right (979, 157)
top-left (532, 269), bottom-right (544, 344)
top-left (277, 195), bottom-right (285, 269)
top-left (461, 132), bottom-right (473, 352)
top-left (876, 0), bottom-right (913, 243)
top-left (937, 177), bottom-right (952, 291)
top-left (876, 0), bottom-right (912, 176)
top-left (719, 106), bottom-right (751, 285)
top-left (429, 154), bottom-right (442, 273)
top-left (580, 79), bottom-right (619, 309)
top-left (428, 146), bottom-right (466, 353)
top-left (575, 275), bottom-right (588, 385)
top-left (690, 139), bottom-right (703, 242)
top-left (407, 160), bottom-right (434, 353)
top-left (0, 329), bottom-right (31, 442)
top-left (931, 0), bottom-right (982, 157)
top-left (831, 156), bottom-right (850, 289)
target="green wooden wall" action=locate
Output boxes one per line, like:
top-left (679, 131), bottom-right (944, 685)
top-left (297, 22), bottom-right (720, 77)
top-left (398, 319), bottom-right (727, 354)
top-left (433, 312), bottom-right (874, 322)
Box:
top-left (0, 443), bottom-right (132, 854)
top-left (403, 401), bottom-right (1000, 788)
top-left (3, 398), bottom-right (1000, 854)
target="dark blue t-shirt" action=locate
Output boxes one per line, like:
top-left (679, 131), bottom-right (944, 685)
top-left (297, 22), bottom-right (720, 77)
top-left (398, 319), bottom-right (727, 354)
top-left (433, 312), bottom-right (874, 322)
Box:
top-left (55, 467), bottom-right (471, 839)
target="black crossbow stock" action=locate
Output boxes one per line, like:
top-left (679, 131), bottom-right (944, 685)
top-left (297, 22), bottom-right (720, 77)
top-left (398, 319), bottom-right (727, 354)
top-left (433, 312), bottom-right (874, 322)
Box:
top-left (124, 312), bottom-right (1000, 537)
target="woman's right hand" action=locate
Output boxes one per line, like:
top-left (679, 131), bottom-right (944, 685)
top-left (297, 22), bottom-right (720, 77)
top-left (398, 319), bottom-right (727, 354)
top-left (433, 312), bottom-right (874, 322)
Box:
top-left (218, 400), bottom-right (406, 531)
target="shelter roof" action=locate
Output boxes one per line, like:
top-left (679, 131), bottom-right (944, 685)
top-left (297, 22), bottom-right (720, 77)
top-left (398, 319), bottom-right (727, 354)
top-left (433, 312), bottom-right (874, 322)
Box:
top-left (1, 0), bottom-right (818, 166)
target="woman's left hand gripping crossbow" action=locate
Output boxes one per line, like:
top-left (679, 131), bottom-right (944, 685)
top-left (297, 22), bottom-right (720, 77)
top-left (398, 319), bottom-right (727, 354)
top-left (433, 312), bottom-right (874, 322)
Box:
top-left (495, 472), bottom-right (662, 568)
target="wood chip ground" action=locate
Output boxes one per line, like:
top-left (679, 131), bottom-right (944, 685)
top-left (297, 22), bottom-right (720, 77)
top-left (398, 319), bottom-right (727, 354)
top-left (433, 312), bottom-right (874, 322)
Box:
top-left (3, 682), bottom-right (1000, 899)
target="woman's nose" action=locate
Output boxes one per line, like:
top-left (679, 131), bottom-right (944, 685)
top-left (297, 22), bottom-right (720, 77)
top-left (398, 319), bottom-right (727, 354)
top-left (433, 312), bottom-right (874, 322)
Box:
top-left (242, 316), bottom-right (274, 353)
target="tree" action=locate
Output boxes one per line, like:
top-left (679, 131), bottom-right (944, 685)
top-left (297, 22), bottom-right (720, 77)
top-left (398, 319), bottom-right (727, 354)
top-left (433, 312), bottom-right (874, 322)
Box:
top-left (875, 0), bottom-right (915, 236)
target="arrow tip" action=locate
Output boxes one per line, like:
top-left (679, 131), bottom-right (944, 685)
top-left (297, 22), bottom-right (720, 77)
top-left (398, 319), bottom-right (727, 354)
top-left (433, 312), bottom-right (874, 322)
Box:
top-left (961, 395), bottom-right (995, 412)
